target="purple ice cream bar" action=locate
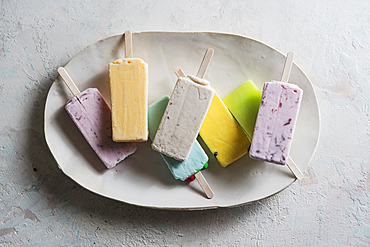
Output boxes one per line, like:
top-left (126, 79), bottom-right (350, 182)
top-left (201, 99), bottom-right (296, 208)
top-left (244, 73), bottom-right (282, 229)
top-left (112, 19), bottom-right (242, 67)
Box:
top-left (249, 81), bottom-right (303, 165)
top-left (65, 88), bottom-right (137, 169)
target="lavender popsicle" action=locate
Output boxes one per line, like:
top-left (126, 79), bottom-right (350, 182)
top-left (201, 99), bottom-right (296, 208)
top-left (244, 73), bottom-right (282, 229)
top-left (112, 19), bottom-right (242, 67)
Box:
top-left (249, 80), bottom-right (303, 165)
top-left (59, 68), bottom-right (136, 169)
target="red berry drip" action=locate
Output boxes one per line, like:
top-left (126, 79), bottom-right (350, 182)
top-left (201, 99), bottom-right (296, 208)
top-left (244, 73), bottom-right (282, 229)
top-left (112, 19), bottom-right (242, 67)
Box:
top-left (283, 118), bottom-right (292, 126)
top-left (186, 175), bottom-right (195, 182)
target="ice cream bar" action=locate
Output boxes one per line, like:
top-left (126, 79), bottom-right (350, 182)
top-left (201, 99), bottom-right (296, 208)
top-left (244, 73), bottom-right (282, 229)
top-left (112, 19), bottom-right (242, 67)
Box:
top-left (109, 31), bottom-right (148, 142)
top-left (249, 81), bottom-right (303, 165)
top-left (58, 68), bottom-right (137, 169)
top-left (148, 96), bottom-right (208, 181)
top-left (152, 49), bottom-right (215, 162)
top-left (223, 52), bottom-right (304, 180)
top-left (223, 80), bottom-right (262, 141)
top-left (152, 75), bottom-right (214, 161)
top-left (199, 91), bottom-right (250, 167)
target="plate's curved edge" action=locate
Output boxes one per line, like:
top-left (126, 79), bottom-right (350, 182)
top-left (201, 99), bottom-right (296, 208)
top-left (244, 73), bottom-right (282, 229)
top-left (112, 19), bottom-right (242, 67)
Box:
top-left (218, 179), bottom-right (297, 210)
top-left (44, 84), bottom-right (63, 172)
top-left (44, 31), bottom-right (321, 210)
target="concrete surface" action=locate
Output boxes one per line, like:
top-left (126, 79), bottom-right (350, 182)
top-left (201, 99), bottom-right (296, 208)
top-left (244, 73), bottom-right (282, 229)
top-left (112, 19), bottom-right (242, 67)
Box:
top-left (1, 0), bottom-right (369, 246)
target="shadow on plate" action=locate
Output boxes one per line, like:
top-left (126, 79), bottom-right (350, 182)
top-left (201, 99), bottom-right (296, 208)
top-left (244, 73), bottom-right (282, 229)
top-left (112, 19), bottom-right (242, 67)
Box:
top-left (126, 141), bottom-right (192, 187)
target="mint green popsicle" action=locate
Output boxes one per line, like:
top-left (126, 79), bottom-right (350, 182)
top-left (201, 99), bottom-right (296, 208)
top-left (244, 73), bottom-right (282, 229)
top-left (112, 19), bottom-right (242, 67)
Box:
top-left (148, 96), bottom-right (208, 181)
top-left (223, 80), bottom-right (262, 141)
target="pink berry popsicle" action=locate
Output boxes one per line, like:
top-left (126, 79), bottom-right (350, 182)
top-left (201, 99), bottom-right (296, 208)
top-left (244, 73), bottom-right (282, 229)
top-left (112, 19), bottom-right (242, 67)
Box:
top-left (58, 67), bottom-right (137, 169)
top-left (249, 80), bottom-right (302, 165)
top-left (249, 52), bottom-right (304, 179)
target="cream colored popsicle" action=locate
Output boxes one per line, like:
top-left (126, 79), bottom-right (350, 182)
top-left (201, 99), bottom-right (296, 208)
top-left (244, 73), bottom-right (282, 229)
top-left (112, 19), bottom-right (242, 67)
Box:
top-left (152, 49), bottom-right (215, 162)
top-left (171, 67), bottom-right (214, 199)
top-left (148, 96), bottom-right (209, 182)
top-left (109, 31), bottom-right (148, 142)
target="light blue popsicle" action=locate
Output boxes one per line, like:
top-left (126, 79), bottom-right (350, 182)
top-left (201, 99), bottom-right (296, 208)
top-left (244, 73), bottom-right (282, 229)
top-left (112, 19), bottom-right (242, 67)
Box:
top-left (148, 96), bottom-right (209, 181)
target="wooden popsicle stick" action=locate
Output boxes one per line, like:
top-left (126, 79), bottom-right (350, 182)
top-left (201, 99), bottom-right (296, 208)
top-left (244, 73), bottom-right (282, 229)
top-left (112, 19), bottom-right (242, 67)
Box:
top-left (196, 48), bottom-right (214, 79)
top-left (174, 65), bottom-right (214, 199)
top-left (58, 67), bottom-right (80, 97)
top-left (193, 50), bottom-right (215, 197)
top-left (194, 172), bottom-right (214, 199)
top-left (280, 51), bottom-right (294, 83)
top-left (279, 52), bottom-right (303, 180)
top-left (125, 30), bottom-right (133, 59)
top-left (286, 157), bottom-right (303, 180)
top-left (174, 67), bottom-right (186, 78)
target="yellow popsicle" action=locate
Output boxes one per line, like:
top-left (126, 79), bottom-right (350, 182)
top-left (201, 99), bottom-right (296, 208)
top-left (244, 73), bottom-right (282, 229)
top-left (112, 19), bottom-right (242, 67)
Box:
top-left (109, 58), bottom-right (148, 142)
top-left (199, 91), bottom-right (250, 167)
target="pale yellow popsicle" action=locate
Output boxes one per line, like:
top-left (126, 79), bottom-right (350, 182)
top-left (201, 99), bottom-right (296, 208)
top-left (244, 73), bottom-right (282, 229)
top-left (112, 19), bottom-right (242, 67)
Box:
top-left (109, 57), bottom-right (148, 142)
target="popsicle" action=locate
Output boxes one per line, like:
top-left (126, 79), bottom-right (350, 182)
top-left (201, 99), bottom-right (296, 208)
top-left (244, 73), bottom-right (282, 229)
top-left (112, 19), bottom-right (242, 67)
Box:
top-left (249, 80), bottom-right (302, 166)
top-left (152, 48), bottom-right (215, 162)
top-left (199, 89), bottom-right (250, 167)
top-left (224, 52), bottom-right (304, 180)
top-left (171, 67), bottom-right (214, 198)
top-left (223, 80), bottom-right (262, 141)
top-left (148, 96), bottom-right (209, 182)
top-left (109, 30), bottom-right (148, 142)
top-left (58, 67), bottom-right (137, 169)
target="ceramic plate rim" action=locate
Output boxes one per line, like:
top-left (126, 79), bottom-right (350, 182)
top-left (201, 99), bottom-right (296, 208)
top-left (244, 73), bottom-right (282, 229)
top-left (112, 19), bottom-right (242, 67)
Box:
top-left (44, 31), bottom-right (321, 210)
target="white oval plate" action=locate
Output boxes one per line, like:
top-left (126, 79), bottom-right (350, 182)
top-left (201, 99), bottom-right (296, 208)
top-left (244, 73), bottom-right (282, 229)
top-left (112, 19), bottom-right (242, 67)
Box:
top-left (44, 32), bottom-right (320, 210)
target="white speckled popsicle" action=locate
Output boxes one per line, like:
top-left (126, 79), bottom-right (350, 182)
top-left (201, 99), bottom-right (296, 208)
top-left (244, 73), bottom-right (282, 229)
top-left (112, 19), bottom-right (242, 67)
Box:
top-left (152, 49), bottom-right (215, 162)
top-left (148, 96), bottom-right (209, 181)
top-left (151, 49), bottom-right (215, 199)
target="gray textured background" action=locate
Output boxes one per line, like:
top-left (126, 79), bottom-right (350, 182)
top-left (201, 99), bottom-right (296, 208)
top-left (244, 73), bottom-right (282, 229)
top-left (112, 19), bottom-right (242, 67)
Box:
top-left (1, 0), bottom-right (369, 246)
